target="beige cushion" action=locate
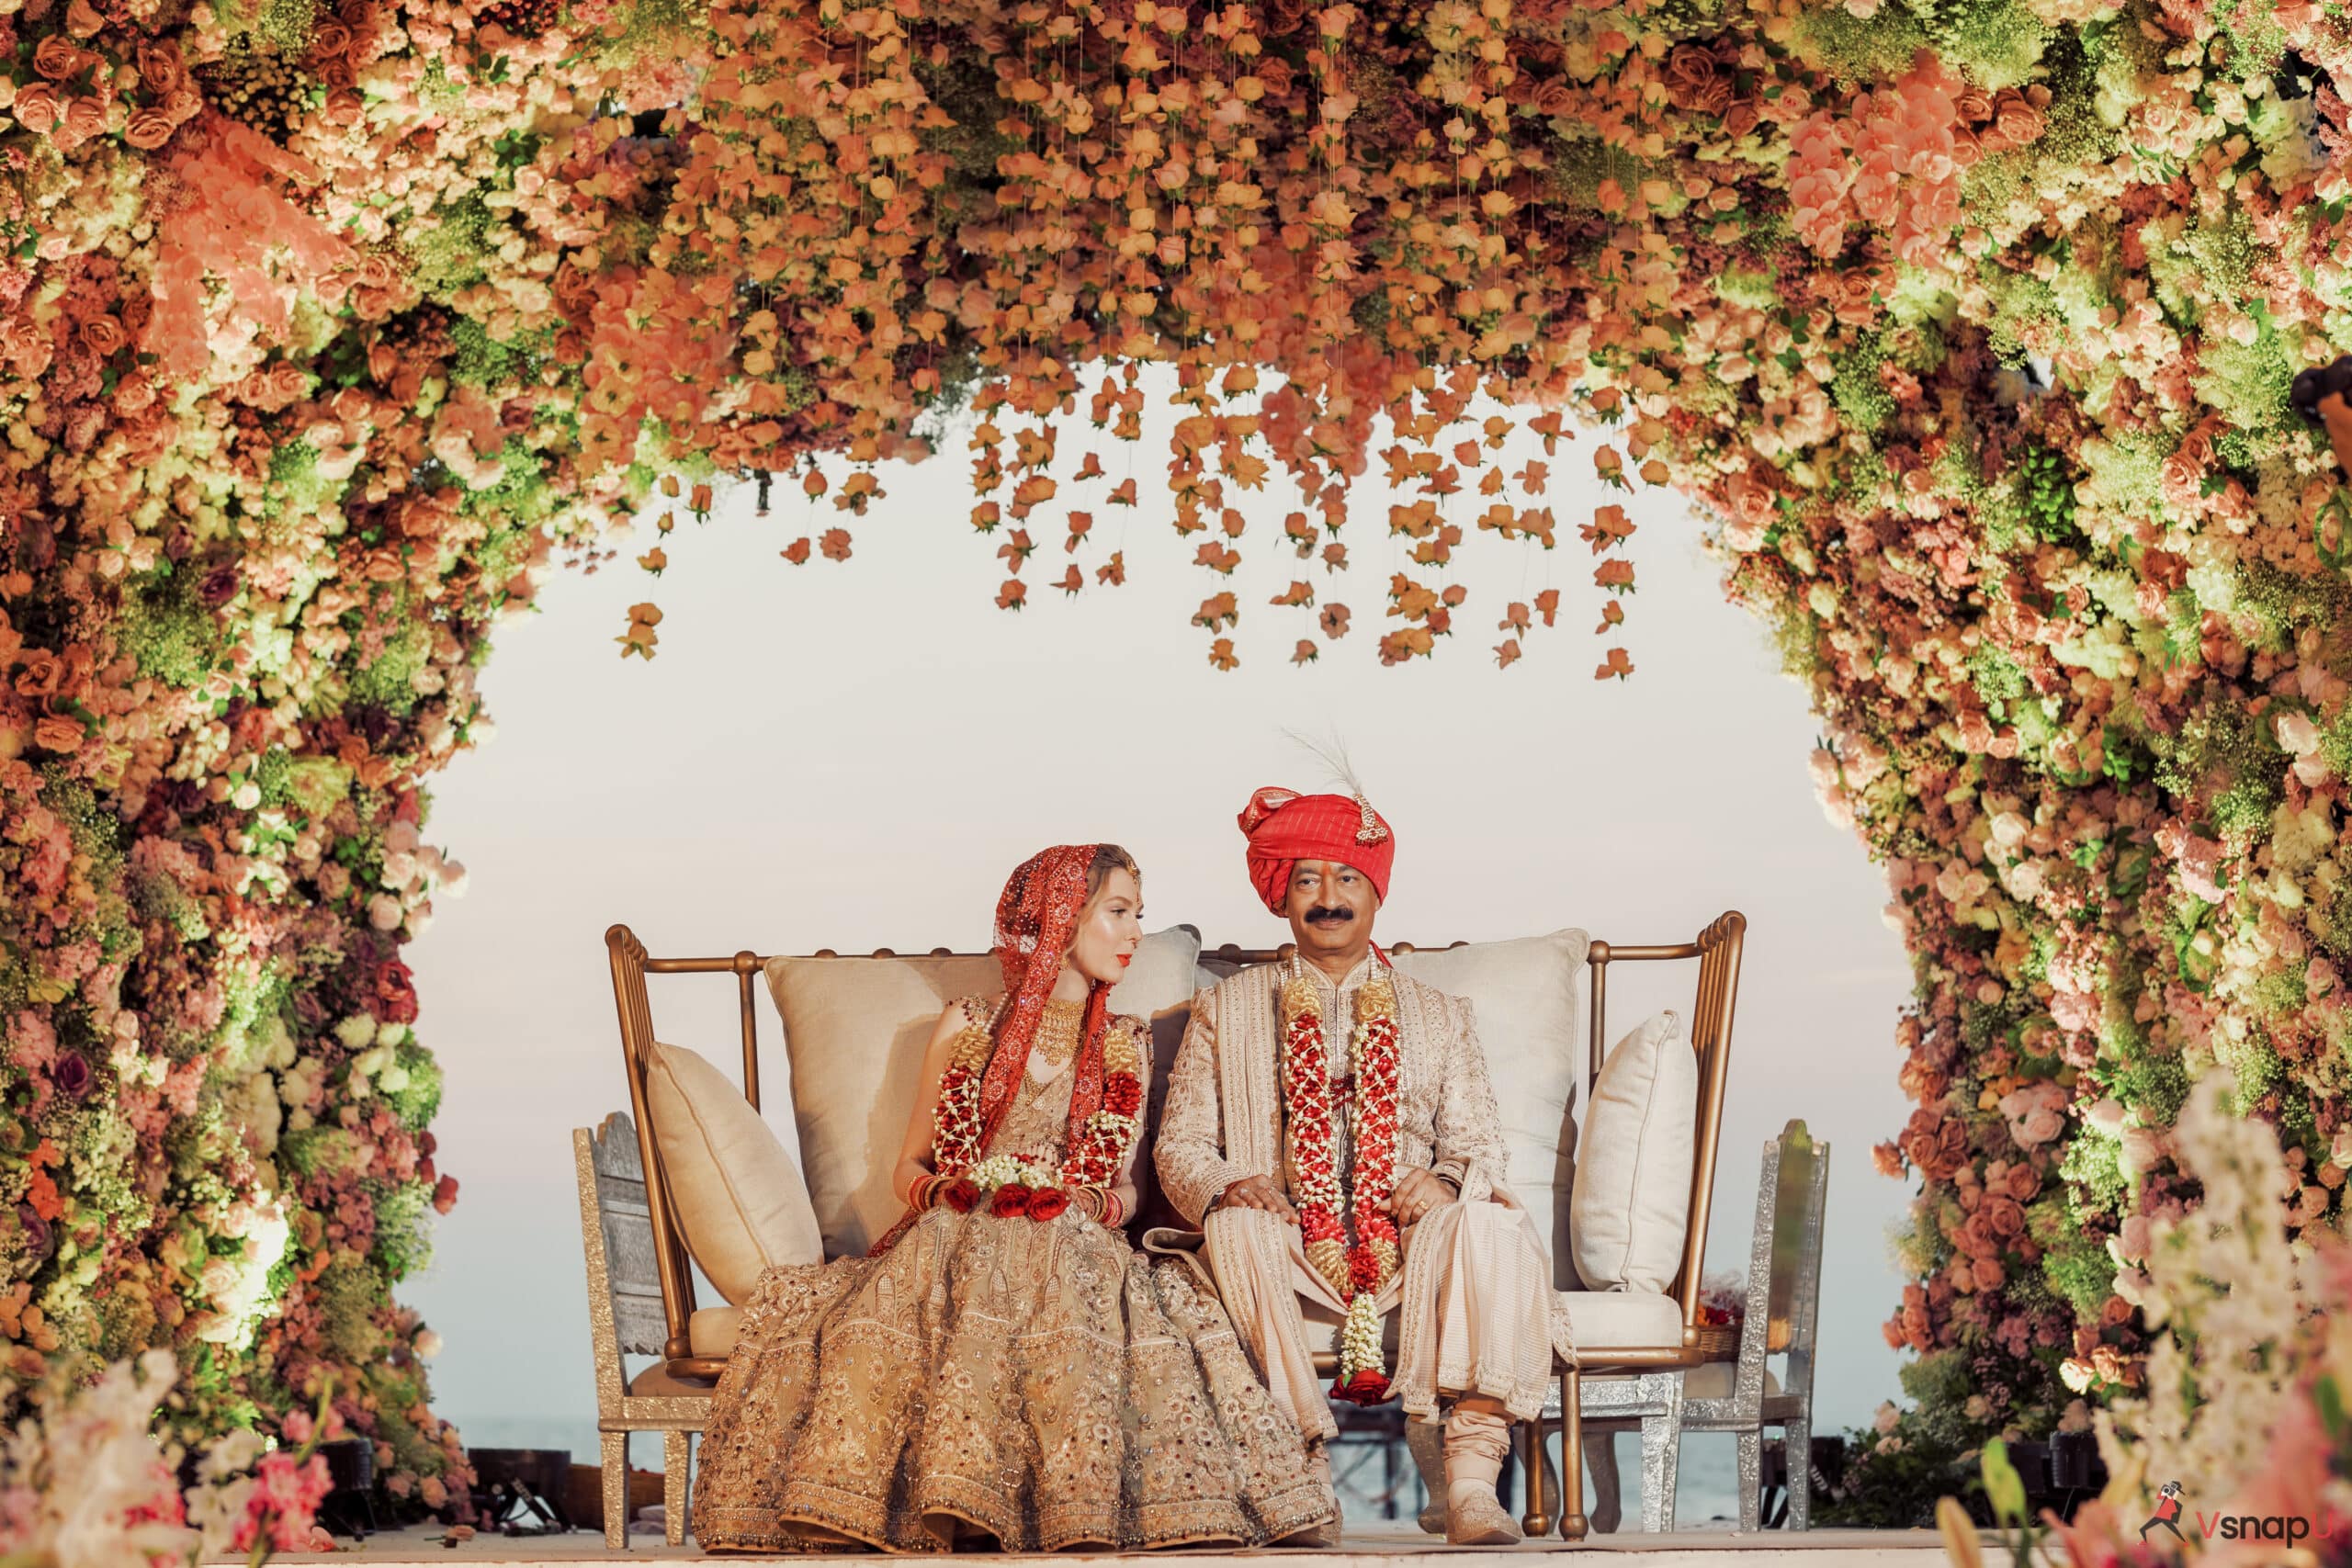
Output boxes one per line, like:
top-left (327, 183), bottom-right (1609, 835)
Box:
top-left (626, 1363), bottom-right (718, 1398)
top-left (1388, 930), bottom-right (1588, 1288)
top-left (1684, 1359), bottom-right (1781, 1401)
top-left (1555, 1286), bottom-right (1683, 1352)
top-left (688, 1305), bottom-right (741, 1358)
top-left (645, 1043), bottom-right (824, 1305)
top-left (1570, 1010), bottom-right (1698, 1293)
top-left (767, 927), bottom-right (1204, 1258)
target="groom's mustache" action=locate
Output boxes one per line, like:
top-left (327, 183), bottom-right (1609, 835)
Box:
top-left (1304, 905), bottom-right (1357, 924)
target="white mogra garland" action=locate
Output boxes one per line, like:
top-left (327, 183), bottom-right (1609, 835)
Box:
top-left (967, 1154), bottom-right (1058, 1193)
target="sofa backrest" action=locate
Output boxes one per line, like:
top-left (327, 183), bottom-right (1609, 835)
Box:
top-left (764, 929), bottom-right (1209, 1258)
top-left (767, 927), bottom-right (1588, 1285)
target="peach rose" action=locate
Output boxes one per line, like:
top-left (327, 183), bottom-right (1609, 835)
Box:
top-left (33, 716), bottom-right (84, 753)
top-left (17, 651), bottom-right (63, 696)
top-left (163, 85), bottom-right (203, 123)
top-left (60, 96), bottom-right (105, 145)
top-left (136, 44), bottom-right (187, 96)
top-left (31, 38), bottom-right (85, 81)
top-left (10, 82), bottom-right (62, 135)
top-left (122, 107), bottom-right (176, 149)
top-left (79, 316), bottom-right (125, 356)
top-left (66, 0), bottom-right (106, 37)
top-left (1993, 95), bottom-right (2045, 149)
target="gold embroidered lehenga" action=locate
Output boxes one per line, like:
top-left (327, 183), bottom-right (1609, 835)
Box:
top-left (691, 996), bottom-right (1335, 1554)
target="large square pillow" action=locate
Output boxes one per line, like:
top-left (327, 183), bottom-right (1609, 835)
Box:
top-left (1570, 1009), bottom-right (1697, 1293)
top-left (1388, 929), bottom-right (1588, 1289)
top-left (766, 926), bottom-right (1204, 1258)
top-left (644, 1043), bottom-right (826, 1305)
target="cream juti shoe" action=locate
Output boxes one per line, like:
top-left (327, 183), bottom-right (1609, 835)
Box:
top-left (1442, 1407), bottom-right (1524, 1547)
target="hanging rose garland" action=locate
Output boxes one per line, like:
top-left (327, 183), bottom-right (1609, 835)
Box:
top-left (1281, 967), bottom-right (1405, 1404)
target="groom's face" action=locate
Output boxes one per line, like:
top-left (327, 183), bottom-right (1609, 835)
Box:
top-left (1284, 860), bottom-right (1380, 959)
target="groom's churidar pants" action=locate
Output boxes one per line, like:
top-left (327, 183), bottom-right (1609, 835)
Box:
top-left (1196, 1197), bottom-right (1561, 1441)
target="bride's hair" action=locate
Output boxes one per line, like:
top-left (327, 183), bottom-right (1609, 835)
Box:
top-left (1084, 844), bottom-right (1140, 908)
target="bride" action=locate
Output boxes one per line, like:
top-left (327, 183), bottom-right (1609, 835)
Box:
top-left (693, 844), bottom-right (1337, 1552)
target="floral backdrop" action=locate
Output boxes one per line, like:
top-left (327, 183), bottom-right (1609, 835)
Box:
top-left (1, 0), bottom-right (2349, 1509)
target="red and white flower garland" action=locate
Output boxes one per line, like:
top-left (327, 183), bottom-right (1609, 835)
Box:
top-left (1281, 967), bottom-right (1403, 1404)
top-left (924, 1010), bottom-right (1144, 1222)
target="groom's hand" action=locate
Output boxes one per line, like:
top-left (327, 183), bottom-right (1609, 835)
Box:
top-left (1214, 1175), bottom-right (1298, 1223)
top-left (1387, 1168), bottom-right (1455, 1227)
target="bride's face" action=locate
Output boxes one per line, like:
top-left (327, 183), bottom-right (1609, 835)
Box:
top-left (1064, 867), bottom-right (1144, 986)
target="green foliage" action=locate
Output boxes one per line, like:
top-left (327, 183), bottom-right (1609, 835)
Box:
top-left (347, 621), bottom-right (434, 717)
top-left (2060, 1128), bottom-right (2131, 1213)
top-left (2106, 1054), bottom-right (2190, 1124)
top-left (381, 1043), bottom-right (443, 1134)
top-left (1831, 331), bottom-right (1896, 439)
top-left (1794, 4), bottom-right (1934, 84)
top-left (2041, 1232), bottom-right (2119, 1318)
top-left (116, 564), bottom-right (228, 690)
top-left (410, 194), bottom-right (495, 298)
top-left (2154, 701), bottom-right (2283, 844)
top-left (368, 1179), bottom-right (435, 1282)
top-left (2012, 442), bottom-right (2084, 547)
top-left (314, 1258), bottom-right (386, 1364)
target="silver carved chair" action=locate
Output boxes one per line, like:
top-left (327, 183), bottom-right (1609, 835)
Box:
top-left (572, 1113), bottom-right (709, 1549)
top-left (1585, 1119), bottom-right (1829, 1532)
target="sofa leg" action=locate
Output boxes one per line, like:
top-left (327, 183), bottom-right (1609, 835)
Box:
top-left (1519, 1417), bottom-right (1552, 1539)
top-left (1559, 1368), bottom-right (1589, 1542)
top-left (663, 1431), bottom-right (691, 1546)
top-left (601, 1431), bottom-right (629, 1551)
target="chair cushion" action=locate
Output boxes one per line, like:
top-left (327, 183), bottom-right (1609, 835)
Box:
top-left (1389, 930), bottom-right (1588, 1289)
top-left (1555, 1287), bottom-right (1684, 1352)
top-left (767, 927), bottom-right (1204, 1258)
top-left (645, 1043), bottom-right (824, 1305)
top-left (626, 1363), bottom-right (718, 1399)
top-left (1570, 1010), bottom-right (1697, 1292)
top-left (1683, 1359), bottom-right (1781, 1401)
top-left (688, 1304), bottom-right (741, 1358)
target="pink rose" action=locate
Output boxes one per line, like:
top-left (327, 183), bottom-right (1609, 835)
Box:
top-left (59, 96), bottom-right (104, 146)
top-left (136, 44), bottom-right (187, 95)
top-left (31, 37), bottom-right (84, 82)
top-left (123, 108), bottom-right (177, 150)
top-left (11, 83), bottom-right (62, 135)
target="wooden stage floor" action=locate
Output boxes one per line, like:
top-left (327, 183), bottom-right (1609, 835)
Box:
top-left (245, 1524), bottom-right (1957, 1566)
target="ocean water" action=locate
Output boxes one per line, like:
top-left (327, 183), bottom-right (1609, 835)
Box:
top-left (447, 1415), bottom-right (1751, 1536)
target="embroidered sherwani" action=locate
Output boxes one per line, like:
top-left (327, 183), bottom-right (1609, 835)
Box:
top-left (1152, 955), bottom-right (1572, 1439)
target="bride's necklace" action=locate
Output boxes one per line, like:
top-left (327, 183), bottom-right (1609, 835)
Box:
top-left (1032, 997), bottom-right (1087, 1069)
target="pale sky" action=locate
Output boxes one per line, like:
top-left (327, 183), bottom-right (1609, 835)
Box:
top-left (400, 381), bottom-right (1919, 1492)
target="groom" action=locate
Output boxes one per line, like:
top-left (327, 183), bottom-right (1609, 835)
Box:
top-left (1155, 784), bottom-right (1566, 1546)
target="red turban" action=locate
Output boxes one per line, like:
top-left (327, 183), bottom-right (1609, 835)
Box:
top-left (1238, 786), bottom-right (1396, 915)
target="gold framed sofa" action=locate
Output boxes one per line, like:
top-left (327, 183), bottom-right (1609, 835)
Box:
top-left (594, 913), bottom-right (1742, 1544)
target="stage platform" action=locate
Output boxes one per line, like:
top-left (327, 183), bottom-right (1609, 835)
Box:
top-left (248, 1524), bottom-right (1957, 1566)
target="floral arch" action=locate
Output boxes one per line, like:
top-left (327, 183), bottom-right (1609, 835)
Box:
top-left (2, 0), bottom-right (2349, 1507)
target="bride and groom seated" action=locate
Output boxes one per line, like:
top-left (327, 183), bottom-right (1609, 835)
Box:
top-left (691, 783), bottom-right (1569, 1552)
